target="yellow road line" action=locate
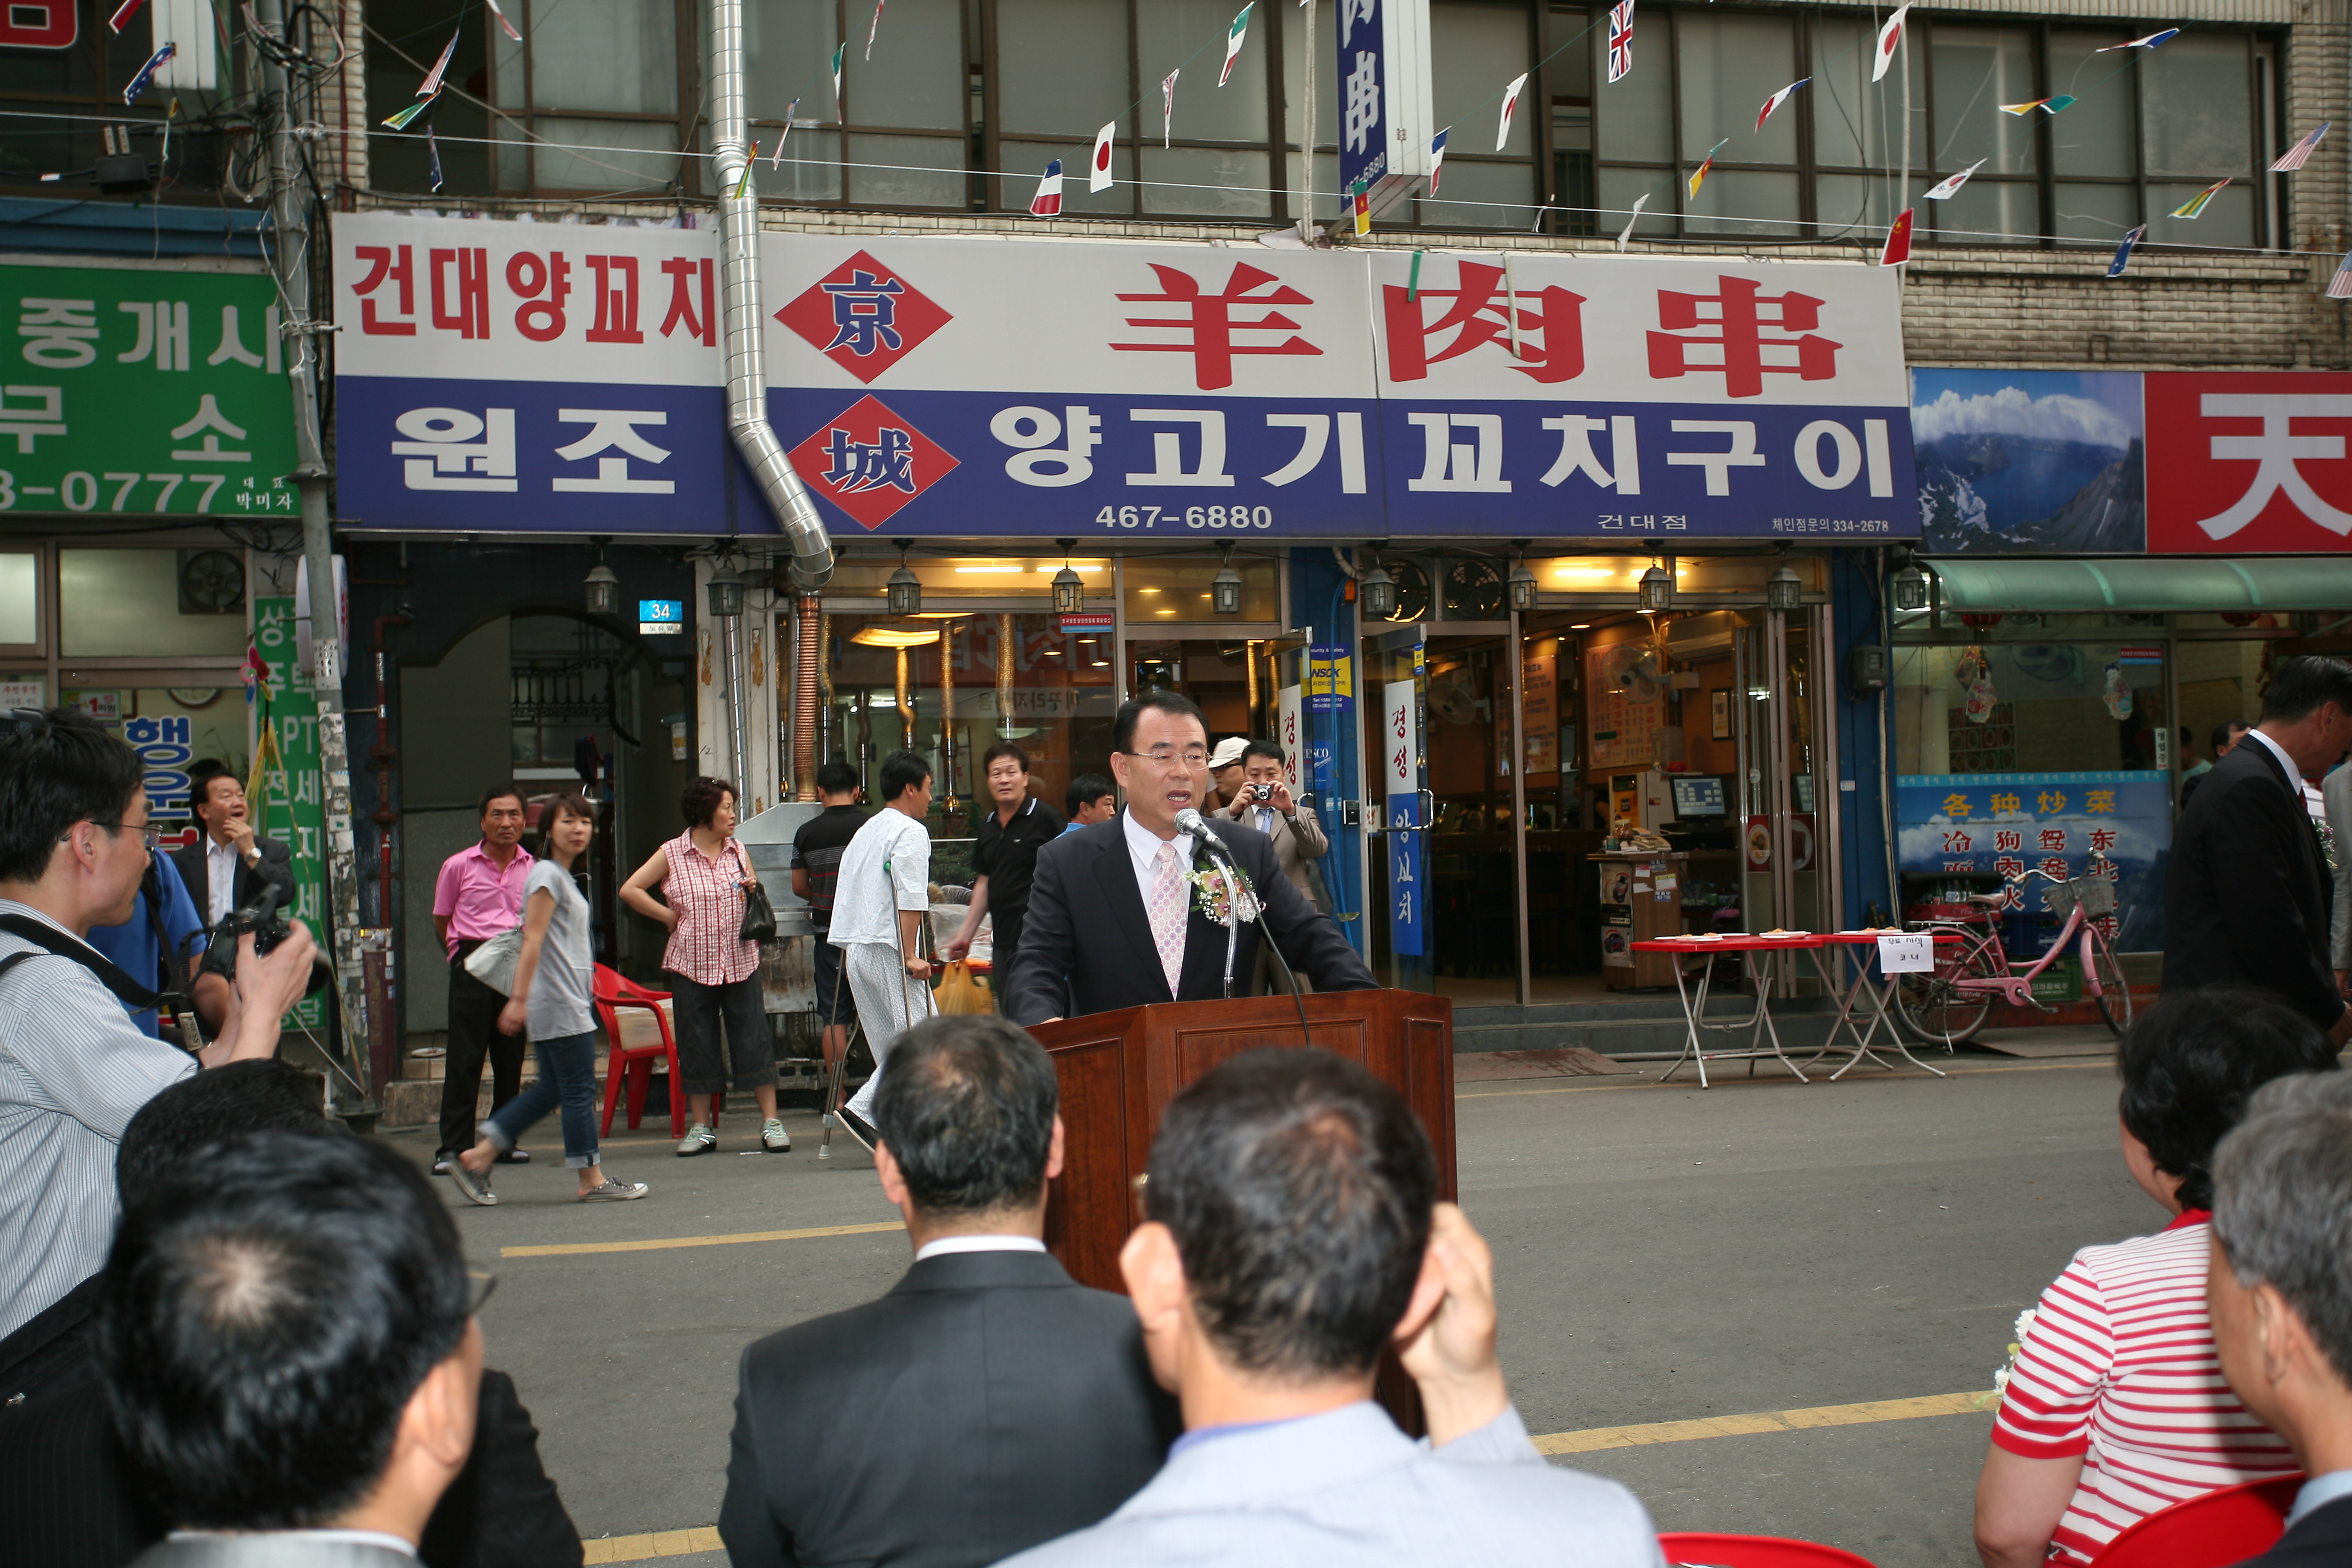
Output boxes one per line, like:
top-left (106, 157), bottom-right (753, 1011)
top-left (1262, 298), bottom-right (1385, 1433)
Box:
top-left (1531, 1389), bottom-right (1991, 1455)
top-left (501, 1219), bottom-right (904, 1258)
top-left (1458, 1058), bottom-right (2111, 1100)
top-left (582, 1527), bottom-right (723, 1563)
top-left (577, 1390), bottom-right (1994, 1559)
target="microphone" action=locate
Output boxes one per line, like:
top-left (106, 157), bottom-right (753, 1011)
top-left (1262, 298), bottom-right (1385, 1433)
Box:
top-left (1174, 807), bottom-right (1226, 847)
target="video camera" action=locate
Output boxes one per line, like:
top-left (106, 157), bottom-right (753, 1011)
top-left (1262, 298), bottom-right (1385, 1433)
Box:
top-left (200, 878), bottom-right (331, 998)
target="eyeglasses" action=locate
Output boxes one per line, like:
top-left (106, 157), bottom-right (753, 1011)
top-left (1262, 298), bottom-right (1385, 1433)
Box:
top-left (1121, 747), bottom-right (1212, 773)
top-left (468, 1269), bottom-right (499, 1313)
top-left (76, 820), bottom-right (161, 850)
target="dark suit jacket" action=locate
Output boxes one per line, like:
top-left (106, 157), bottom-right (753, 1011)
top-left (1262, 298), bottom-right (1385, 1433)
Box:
top-left (2162, 737), bottom-right (2345, 1032)
top-left (169, 832), bottom-right (295, 924)
top-left (718, 1248), bottom-right (1179, 1568)
top-left (0, 1358), bottom-right (580, 1568)
top-left (1004, 811), bottom-right (1377, 1025)
top-left (2237, 1493), bottom-right (2352, 1566)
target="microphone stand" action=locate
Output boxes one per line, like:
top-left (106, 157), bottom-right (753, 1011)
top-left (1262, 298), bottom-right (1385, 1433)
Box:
top-left (1186, 814), bottom-right (1313, 1042)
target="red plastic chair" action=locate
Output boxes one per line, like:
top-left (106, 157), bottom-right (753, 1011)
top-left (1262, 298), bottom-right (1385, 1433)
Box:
top-left (594, 964), bottom-right (687, 1140)
top-left (2085, 1474), bottom-right (2301, 1568)
top-left (1658, 1534), bottom-right (1878, 1568)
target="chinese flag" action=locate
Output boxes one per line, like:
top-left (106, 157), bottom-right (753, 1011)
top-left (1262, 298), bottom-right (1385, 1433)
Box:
top-left (1879, 208), bottom-right (1914, 267)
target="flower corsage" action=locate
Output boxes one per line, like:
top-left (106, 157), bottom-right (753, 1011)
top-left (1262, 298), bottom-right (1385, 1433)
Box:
top-left (1977, 1307), bottom-right (2037, 1409)
top-left (1185, 865), bottom-right (1260, 928)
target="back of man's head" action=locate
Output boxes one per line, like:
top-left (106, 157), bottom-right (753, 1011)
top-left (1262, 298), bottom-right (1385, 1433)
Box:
top-left (99, 1131), bottom-right (472, 1531)
top-left (0, 707), bottom-right (141, 886)
top-left (1146, 1048), bottom-right (1434, 1380)
top-left (2117, 989), bottom-right (2336, 1210)
top-left (874, 1014), bottom-right (1058, 1217)
top-left (2262, 656), bottom-right (2352, 725)
top-left (817, 759), bottom-right (859, 797)
top-left (2214, 1073), bottom-right (2352, 1392)
top-left (118, 1059), bottom-right (328, 1213)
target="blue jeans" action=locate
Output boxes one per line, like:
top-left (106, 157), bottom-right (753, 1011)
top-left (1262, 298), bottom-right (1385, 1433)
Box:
top-left (482, 1030), bottom-right (601, 1169)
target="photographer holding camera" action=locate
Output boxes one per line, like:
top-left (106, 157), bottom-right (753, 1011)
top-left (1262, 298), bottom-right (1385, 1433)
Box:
top-left (0, 708), bottom-right (317, 1351)
top-left (1213, 740), bottom-right (1332, 996)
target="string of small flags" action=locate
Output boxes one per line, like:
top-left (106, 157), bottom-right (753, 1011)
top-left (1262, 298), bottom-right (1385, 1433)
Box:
top-left (123, 43), bottom-right (172, 107)
top-left (2106, 225), bottom-right (2148, 278)
top-left (1685, 138), bottom-right (1727, 199)
top-left (1495, 72), bottom-right (1529, 150)
top-left (2169, 177), bottom-right (2231, 219)
top-left (1922, 160), bottom-right (1984, 200)
top-left (1161, 69), bottom-right (1179, 149)
top-left (2273, 122), bottom-right (2329, 171)
top-left (1754, 79), bottom-right (1806, 133)
top-left (1872, 5), bottom-right (1910, 82)
top-left (1220, 4), bottom-right (1254, 86)
top-left (1029, 158), bottom-right (1063, 216)
top-left (1606, 1), bottom-right (1633, 84)
top-left (1427, 128), bottom-right (1448, 194)
top-left (1090, 121), bottom-right (1116, 192)
top-left (2327, 251), bottom-right (2352, 300)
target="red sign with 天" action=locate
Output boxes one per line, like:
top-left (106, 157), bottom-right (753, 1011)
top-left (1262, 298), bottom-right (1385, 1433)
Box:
top-left (2145, 371), bottom-right (2352, 553)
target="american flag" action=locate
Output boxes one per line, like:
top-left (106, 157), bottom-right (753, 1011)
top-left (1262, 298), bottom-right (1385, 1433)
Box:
top-left (2273, 122), bottom-right (2330, 172)
top-left (2328, 251), bottom-right (2352, 300)
top-left (1607, 0), bottom-right (1634, 84)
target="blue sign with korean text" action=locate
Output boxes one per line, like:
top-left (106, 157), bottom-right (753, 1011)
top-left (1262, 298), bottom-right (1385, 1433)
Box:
top-left (1388, 794), bottom-right (1424, 956)
top-left (331, 219), bottom-right (1916, 540)
top-left (1895, 771), bottom-right (2170, 950)
top-left (638, 598), bottom-right (684, 629)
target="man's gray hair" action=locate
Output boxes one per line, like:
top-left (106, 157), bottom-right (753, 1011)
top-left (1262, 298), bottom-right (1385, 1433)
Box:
top-left (2212, 1070), bottom-right (2352, 1388)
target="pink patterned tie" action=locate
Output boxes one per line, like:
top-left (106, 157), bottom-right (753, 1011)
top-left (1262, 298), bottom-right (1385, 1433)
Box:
top-left (1147, 841), bottom-right (1187, 996)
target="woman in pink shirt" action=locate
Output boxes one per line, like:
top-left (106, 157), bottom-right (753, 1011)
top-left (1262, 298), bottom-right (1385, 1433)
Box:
top-left (620, 776), bottom-right (787, 1157)
top-left (1974, 988), bottom-right (2334, 1567)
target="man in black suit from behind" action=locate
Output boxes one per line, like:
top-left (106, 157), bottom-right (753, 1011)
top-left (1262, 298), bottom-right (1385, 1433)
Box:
top-left (719, 1013), bottom-right (1178, 1568)
top-left (169, 760), bottom-right (295, 934)
top-left (1004, 692), bottom-right (1375, 1026)
top-left (2209, 1070), bottom-right (2352, 1566)
top-left (2162, 656), bottom-right (2352, 1044)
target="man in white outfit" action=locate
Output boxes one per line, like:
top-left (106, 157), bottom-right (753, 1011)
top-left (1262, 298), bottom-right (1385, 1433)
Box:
top-left (828, 750), bottom-right (935, 1149)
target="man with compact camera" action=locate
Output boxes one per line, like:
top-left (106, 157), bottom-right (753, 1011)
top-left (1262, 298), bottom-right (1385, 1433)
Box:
top-left (0, 707), bottom-right (317, 1357)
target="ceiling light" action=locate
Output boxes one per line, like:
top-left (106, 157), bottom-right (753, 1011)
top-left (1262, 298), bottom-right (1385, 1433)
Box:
top-left (886, 545), bottom-right (921, 615)
top-left (1359, 553), bottom-right (1398, 621)
top-left (1639, 560), bottom-right (1672, 612)
top-left (583, 555), bottom-right (619, 618)
top-left (1570, 622), bottom-right (1592, 630)
top-left (850, 620), bottom-right (941, 648)
top-left (1508, 545), bottom-right (1537, 613)
top-left (1766, 557), bottom-right (1804, 613)
top-left (706, 556), bottom-right (745, 619)
top-left (1892, 558), bottom-right (1930, 612)
top-left (1212, 543), bottom-right (1243, 615)
top-left (952, 565), bottom-right (1024, 575)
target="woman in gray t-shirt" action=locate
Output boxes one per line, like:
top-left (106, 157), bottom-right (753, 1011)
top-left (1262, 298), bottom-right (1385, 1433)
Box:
top-left (449, 793), bottom-right (646, 1205)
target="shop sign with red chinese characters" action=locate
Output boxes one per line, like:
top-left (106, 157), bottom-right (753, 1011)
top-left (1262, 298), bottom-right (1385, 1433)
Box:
top-left (332, 214), bottom-right (1914, 539)
top-left (2145, 372), bottom-right (2352, 554)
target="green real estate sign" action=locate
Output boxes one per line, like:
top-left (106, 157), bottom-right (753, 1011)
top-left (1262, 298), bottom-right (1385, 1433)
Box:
top-left (253, 594), bottom-right (326, 1031)
top-left (0, 259), bottom-right (298, 517)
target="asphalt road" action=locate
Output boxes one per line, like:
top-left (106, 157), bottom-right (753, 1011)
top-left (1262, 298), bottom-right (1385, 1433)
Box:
top-left (395, 1038), bottom-right (2151, 1567)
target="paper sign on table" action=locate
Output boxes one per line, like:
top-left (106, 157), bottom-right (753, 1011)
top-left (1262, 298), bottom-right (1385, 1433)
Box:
top-left (1875, 931), bottom-right (1934, 972)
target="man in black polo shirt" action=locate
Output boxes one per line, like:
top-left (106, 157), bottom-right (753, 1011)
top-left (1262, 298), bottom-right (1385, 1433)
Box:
top-left (942, 742), bottom-right (1065, 998)
top-left (790, 761), bottom-right (866, 1067)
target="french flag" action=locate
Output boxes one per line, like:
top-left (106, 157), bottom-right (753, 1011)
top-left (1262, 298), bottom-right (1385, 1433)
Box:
top-left (1029, 158), bottom-right (1065, 217)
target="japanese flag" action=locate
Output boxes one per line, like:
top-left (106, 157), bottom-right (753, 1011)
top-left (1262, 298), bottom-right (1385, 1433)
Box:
top-left (1495, 72), bottom-right (1529, 152)
top-left (1030, 158), bottom-right (1065, 216)
top-left (1878, 207), bottom-right (1914, 266)
top-left (1220, 3), bottom-right (1253, 87)
top-left (1090, 121), bottom-right (1116, 192)
top-left (1922, 159), bottom-right (1984, 199)
top-left (1872, 3), bottom-right (1910, 83)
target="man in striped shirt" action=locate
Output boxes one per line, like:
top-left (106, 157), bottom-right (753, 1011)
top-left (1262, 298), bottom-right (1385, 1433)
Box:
top-left (1975, 989), bottom-right (2336, 1567)
top-left (0, 709), bottom-right (317, 1351)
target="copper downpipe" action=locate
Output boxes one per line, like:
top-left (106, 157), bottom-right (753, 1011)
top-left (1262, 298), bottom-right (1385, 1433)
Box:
top-left (997, 613), bottom-right (1016, 727)
top-left (939, 619), bottom-right (958, 810)
top-left (793, 592), bottom-right (821, 801)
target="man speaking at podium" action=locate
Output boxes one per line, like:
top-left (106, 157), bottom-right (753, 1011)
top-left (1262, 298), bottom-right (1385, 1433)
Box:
top-left (1006, 694), bottom-right (1375, 1026)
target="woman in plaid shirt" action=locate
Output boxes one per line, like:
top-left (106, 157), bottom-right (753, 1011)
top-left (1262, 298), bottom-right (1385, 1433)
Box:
top-left (621, 776), bottom-right (789, 1157)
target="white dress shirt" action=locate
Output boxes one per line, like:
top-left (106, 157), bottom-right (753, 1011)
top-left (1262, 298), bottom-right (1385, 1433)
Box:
top-left (1122, 809), bottom-right (1195, 910)
top-left (2290, 1468), bottom-right (2352, 1529)
top-left (205, 836), bottom-right (242, 928)
top-left (913, 1233), bottom-right (1049, 1262)
top-left (168, 1531), bottom-right (415, 1557)
top-left (2245, 727), bottom-right (2304, 799)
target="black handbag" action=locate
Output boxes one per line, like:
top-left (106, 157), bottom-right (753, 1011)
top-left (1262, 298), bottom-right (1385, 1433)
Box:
top-left (739, 874), bottom-right (778, 944)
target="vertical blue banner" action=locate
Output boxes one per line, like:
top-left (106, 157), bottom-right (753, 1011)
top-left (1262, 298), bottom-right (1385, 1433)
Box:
top-left (1389, 794), bottom-right (1424, 957)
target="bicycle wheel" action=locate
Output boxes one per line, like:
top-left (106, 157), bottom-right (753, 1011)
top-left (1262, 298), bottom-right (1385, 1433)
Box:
top-left (1895, 935), bottom-right (1999, 1049)
top-left (2088, 927), bottom-right (2134, 1037)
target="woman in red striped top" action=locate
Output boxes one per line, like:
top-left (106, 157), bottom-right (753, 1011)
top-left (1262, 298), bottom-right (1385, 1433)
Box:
top-left (1975, 989), bottom-right (2337, 1567)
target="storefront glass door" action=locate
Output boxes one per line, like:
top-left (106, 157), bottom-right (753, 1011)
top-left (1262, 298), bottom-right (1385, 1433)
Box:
top-left (1735, 607), bottom-right (1838, 945)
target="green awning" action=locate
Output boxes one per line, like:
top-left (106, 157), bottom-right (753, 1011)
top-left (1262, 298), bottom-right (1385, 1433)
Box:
top-left (1929, 557), bottom-right (2352, 612)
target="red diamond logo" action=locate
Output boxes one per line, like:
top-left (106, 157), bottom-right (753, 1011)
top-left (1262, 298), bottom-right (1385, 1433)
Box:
top-left (775, 250), bottom-right (951, 384)
top-left (787, 395), bottom-right (960, 531)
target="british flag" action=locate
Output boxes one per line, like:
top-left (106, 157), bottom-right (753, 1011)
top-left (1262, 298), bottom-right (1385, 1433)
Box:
top-left (2272, 121), bottom-right (2330, 172)
top-left (1607, 0), bottom-right (1634, 83)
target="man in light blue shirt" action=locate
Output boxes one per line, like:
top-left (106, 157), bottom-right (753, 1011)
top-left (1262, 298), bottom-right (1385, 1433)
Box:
top-left (1002, 1048), bottom-right (1662, 1568)
top-left (2208, 1070), bottom-right (2352, 1566)
top-left (86, 848), bottom-right (209, 1038)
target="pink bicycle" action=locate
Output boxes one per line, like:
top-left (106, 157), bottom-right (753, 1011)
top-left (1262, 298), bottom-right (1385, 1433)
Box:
top-left (1894, 851), bottom-right (2133, 1048)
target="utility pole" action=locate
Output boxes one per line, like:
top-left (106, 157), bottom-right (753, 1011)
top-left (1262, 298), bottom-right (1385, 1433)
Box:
top-left (254, 0), bottom-right (373, 1112)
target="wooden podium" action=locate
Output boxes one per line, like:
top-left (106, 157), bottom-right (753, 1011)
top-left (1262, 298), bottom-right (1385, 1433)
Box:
top-left (1027, 989), bottom-right (1457, 1295)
